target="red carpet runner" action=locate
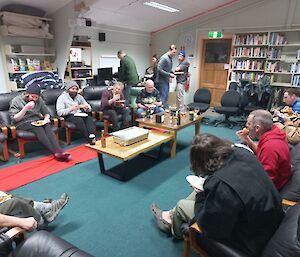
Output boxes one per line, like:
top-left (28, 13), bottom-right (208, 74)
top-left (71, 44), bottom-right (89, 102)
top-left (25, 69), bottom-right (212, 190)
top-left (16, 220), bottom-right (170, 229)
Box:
top-left (0, 145), bottom-right (97, 192)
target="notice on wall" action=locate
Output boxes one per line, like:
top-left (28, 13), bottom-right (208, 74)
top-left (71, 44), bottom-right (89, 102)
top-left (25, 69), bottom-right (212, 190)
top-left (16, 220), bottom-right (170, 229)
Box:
top-left (99, 55), bottom-right (120, 73)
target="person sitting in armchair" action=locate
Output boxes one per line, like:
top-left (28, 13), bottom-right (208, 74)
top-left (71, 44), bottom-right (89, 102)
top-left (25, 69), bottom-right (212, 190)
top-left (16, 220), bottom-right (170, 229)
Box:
top-left (136, 79), bottom-right (164, 118)
top-left (100, 82), bottom-right (130, 131)
top-left (0, 192), bottom-right (69, 231)
top-left (151, 134), bottom-right (283, 257)
top-left (56, 80), bottom-right (95, 142)
top-left (9, 83), bottom-right (71, 161)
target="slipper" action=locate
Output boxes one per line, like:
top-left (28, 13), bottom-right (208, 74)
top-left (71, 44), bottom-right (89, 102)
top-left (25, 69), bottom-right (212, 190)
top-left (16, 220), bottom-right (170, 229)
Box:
top-left (150, 204), bottom-right (171, 234)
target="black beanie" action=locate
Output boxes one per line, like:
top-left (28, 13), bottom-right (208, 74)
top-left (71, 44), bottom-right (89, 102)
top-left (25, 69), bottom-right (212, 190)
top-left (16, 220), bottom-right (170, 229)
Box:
top-left (26, 83), bottom-right (41, 95)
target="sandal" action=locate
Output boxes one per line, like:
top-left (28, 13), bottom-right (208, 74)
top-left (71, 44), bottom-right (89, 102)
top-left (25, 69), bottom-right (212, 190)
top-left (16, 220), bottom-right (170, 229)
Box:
top-left (150, 204), bottom-right (171, 234)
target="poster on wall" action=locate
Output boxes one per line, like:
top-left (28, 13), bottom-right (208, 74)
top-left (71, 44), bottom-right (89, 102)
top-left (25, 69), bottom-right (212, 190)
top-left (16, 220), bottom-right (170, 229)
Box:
top-left (70, 48), bottom-right (82, 62)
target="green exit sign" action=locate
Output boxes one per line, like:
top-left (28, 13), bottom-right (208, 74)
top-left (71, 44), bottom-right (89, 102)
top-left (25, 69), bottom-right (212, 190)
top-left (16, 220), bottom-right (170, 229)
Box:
top-left (208, 31), bottom-right (223, 38)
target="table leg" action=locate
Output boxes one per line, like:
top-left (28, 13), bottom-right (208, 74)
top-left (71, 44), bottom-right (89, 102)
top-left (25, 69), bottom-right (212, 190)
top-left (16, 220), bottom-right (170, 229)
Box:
top-left (195, 121), bottom-right (200, 135)
top-left (170, 132), bottom-right (176, 159)
top-left (97, 153), bottom-right (105, 174)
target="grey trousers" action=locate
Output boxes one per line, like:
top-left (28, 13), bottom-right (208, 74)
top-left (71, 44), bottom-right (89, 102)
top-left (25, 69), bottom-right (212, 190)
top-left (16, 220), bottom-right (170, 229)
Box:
top-left (175, 82), bottom-right (185, 108)
top-left (0, 197), bottom-right (42, 223)
top-left (170, 191), bottom-right (196, 239)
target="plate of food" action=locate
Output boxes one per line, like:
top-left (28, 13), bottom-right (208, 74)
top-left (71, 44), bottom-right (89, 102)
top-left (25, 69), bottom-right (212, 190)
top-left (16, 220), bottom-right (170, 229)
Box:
top-left (31, 120), bottom-right (46, 126)
top-left (115, 100), bottom-right (125, 107)
top-left (174, 71), bottom-right (184, 75)
top-left (186, 175), bottom-right (205, 191)
top-left (74, 112), bottom-right (88, 117)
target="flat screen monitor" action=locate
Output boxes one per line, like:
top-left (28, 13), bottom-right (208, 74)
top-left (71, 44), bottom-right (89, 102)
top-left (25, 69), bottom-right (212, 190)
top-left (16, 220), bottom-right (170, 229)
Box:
top-left (98, 67), bottom-right (113, 81)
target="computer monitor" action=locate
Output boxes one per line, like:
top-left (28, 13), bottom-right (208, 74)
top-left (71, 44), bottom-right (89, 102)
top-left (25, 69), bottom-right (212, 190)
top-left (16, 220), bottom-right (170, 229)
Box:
top-left (98, 67), bottom-right (113, 81)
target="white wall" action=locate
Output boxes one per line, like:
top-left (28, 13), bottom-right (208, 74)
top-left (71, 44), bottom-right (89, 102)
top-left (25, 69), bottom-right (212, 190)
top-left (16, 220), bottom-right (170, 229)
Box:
top-left (151, 0), bottom-right (300, 104)
top-left (75, 25), bottom-right (151, 79)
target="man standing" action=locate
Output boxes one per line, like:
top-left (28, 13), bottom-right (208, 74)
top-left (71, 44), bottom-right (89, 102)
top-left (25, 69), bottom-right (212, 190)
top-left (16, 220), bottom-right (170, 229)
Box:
top-left (117, 50), bottom-right (139, 106)
top-left (56, 80), bottom-right (95, 142)
top-left (136, 80), bottom-right (164, 117)
top-left (156, 44), bottom-right (177, 107)
top-left (175, 50), bottom-right (190, 109)
top-left (237, 109), bottom-right (291, 190)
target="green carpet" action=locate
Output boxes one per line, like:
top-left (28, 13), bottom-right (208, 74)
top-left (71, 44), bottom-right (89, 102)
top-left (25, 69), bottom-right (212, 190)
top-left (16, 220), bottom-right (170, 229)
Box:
top-left (9, 124), bottom-right (238, 257)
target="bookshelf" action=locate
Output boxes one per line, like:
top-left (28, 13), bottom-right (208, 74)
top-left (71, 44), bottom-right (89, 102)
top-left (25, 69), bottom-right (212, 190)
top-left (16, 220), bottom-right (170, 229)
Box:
top-left (229, 30), bottom-right (300, 88)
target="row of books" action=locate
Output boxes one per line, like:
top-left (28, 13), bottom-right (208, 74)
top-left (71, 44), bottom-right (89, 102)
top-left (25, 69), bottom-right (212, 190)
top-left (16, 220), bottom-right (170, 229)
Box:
top-left (231, 71), bottom-right (264, 82)
top-left (232, 60), bottom-right (265, 70)
top-left (292, 75), bottom-right (300, 86)
top-left (234, 34), bottom-right (268, 45)
top-left (233, 47), bottom-right (267, 57)
top-left (268, 48), bottom-right (282, 59)
top-left (290, 63), bottom-right (300, 73)
top-left (269, 32), bottom-right (288, 45)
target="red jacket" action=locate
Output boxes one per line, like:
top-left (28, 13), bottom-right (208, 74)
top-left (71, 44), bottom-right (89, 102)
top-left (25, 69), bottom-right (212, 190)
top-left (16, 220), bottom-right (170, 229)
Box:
top-left (257, 125), bottom-right (291, 190)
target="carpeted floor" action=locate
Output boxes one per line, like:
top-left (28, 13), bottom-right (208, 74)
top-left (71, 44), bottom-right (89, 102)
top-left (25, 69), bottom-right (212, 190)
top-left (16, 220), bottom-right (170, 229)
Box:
top-left (7, 122), bottom-right (239, 257)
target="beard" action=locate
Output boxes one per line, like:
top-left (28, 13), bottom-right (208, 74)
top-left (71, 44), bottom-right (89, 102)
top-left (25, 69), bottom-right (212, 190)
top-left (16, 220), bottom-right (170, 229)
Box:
top-left (69, 92), bottom-right (77, 98)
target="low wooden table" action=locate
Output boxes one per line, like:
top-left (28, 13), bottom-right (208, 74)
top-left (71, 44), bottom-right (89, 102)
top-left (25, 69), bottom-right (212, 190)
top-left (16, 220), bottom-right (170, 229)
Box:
top-left (86, 130), bottom-right (173, 180)
top-left (136, 113), bottom-right (202, 158)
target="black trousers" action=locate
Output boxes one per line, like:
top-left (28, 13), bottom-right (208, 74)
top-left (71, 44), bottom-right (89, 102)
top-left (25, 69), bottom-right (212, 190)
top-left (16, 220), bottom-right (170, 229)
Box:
top-left (64, 115), bottom-right (95, 141)
top-left (103, 108), bottom-right (130, 131)
top-left (17, 122), bottom-right (61, 154)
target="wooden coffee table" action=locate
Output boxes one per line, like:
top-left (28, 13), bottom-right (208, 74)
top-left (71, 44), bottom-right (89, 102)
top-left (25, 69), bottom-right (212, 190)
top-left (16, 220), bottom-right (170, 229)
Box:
top-left (136, 113), bottom-right (202, 158)
top-left (86, 130), bottom-right (173, 180)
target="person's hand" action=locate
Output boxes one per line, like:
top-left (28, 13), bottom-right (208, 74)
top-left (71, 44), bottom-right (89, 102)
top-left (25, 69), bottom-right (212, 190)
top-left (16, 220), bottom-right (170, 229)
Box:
top-left (24, 101), bottom-right (35, 111)
top-left (112, 94), bottom-right (121, 102)
top-left (169, 73), bottom-right (175, 78)
top-left (273, 109), bottom-right (280, 117)
top-left (154, 101), bottom-right (161, 106)
top-left (19, 217), bottom-right (37, 231)
top-left (175, 67), bottom-right (181, 72)
top-left (236, 129), bottom-right (250, 142)
top-left (43, 116), bottom-right (51, 124)
top-left (71, 104), bottom-right (80, 111)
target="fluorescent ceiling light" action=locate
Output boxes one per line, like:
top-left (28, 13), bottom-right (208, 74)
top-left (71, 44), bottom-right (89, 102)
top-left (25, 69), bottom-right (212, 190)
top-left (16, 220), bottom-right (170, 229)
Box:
top-left (144, 1), bottom-right (179, 12)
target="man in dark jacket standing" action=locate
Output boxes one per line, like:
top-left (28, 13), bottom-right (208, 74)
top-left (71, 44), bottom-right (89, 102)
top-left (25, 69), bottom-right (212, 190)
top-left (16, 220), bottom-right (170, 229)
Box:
top-left (156, 44), bottom-right (177, 107)
top-left (117, 50), bottom-right (139, 106)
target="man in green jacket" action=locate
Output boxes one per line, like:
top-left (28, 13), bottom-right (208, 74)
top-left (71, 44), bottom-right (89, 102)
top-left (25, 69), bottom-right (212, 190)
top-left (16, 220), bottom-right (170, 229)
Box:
top-left (117, 50), bottom-right (139, 106)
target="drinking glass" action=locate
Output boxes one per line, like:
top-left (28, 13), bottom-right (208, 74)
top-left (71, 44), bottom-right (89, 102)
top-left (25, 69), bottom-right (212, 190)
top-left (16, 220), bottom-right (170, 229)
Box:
top-left (141, 111), bottom-right (146, 121)
top-left (194, 107), bottom-right (200, 117)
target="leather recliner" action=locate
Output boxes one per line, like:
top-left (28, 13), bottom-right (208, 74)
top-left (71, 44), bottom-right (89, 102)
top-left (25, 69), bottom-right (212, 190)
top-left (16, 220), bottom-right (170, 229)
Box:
top-left (8, 230), bottom-right (95, 257)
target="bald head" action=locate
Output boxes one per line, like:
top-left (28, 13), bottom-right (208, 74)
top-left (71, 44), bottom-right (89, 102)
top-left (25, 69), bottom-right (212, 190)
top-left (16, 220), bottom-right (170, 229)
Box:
top-left (117, 50), bottom-right (126, 59)
top-left (145, 79), bottom-right (155, 93)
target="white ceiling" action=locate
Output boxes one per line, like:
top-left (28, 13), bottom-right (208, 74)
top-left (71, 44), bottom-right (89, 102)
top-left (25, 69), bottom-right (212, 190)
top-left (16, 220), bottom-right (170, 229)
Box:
top-left (0, 0), bottom-right (242, 32)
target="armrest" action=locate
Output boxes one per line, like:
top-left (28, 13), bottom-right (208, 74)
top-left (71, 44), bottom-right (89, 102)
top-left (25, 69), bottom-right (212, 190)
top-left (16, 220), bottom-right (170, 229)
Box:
top-left (58, 117), bottom-right (65, 127)
top-left (8, 126), bottom-right (16, 139)
top-left (282, 199), bottom-right (297, 206)
top-left (0, 126), bottom-right (8, 136)
top-left (51, 118), bottom-right (59, 127)
top-left (5, 227), bottom-right (25, 241)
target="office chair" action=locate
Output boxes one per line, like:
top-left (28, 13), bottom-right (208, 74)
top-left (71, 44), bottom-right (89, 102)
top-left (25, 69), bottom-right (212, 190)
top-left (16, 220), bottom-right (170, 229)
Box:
top-left (188, 88), bottom-right (211, 113)
top-left (214, 90), bottom-right (241, 128)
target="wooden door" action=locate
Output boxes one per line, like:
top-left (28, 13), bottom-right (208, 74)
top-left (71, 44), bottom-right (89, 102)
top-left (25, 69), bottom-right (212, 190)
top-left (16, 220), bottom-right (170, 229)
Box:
top-left (200, 39), bottom-right (232, 106)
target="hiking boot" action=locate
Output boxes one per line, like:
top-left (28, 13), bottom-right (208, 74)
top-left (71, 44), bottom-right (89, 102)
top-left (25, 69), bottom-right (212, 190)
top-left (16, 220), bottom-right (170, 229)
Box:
top-left (43, 193), bottom-right (69, 222)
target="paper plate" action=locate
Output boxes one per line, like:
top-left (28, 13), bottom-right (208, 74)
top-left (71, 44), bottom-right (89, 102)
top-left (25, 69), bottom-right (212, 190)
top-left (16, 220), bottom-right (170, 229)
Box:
top-left (234, 143), bottom-right (254, 154)
top-left (74, 112), bottom-right (88, 117)
top-left (186, 175), bottom-right (205, 191)
top-left (31, 120), bottom-right (46, 126)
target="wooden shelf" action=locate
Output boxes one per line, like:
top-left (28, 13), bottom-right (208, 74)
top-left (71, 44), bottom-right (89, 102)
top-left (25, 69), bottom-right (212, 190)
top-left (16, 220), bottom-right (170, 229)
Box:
top-left (6, 53), bottom-right (55, 57)
top-left (70, 67), bottom-right (92, 70)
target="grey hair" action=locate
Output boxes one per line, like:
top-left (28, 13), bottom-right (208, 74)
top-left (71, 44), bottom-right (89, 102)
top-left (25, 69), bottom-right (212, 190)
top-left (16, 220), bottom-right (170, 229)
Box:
top-left (250, 109), bottom-right (273, 132)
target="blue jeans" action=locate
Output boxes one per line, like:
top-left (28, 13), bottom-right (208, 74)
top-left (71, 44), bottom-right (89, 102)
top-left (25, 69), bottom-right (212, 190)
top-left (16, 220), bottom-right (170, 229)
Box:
top-left (136, 106), bottom-right (164, 117)
top-left (157, 82), bottom-right (169, 108)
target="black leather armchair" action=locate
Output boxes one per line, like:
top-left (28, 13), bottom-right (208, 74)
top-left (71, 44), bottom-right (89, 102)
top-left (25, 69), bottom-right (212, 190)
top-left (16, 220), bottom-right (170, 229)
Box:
top-left (4, 227), bottom-right (94, 257)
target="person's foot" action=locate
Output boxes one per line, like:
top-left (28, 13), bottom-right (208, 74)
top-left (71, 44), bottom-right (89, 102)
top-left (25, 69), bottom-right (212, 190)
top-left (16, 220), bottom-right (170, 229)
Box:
top-left (43, 193), bottom-right (69, 223)
top-left (54, 152), bottom-right (72, 162)
top-left (150, 203), bottom-right (171, 235)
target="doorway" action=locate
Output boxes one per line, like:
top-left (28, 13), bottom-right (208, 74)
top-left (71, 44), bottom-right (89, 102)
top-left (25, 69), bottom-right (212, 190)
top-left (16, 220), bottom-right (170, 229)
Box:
top-left (199, 39), bottom-right (232, 106)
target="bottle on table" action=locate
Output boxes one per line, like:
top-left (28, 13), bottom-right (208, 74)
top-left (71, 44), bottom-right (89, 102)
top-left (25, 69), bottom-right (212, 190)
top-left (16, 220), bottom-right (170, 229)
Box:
top-left (101, 130), bottom-right (106, 148)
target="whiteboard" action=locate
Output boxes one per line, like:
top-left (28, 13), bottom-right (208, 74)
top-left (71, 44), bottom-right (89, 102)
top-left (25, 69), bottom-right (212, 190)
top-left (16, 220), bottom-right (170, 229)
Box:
top-left (99, 55), bottom-right (120, 73)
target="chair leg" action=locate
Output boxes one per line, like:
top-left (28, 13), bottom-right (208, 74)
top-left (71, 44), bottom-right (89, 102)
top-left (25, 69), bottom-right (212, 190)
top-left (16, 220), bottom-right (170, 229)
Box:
top-left (17, 139), bottom-right (26, 158)
top-left (1, 140), bottom-right (9, 161)
top-left (183, 236), bottom-right (191, 257)
top-left (66, 128), bottom-right (71, 145)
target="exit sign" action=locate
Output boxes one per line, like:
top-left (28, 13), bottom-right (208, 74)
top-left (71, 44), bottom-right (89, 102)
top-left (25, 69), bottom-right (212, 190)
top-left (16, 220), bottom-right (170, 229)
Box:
top-left (208, 31), bottom-right (223, 38)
